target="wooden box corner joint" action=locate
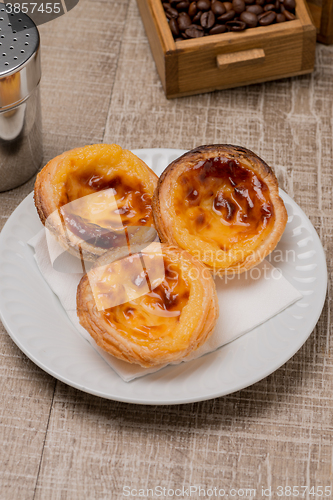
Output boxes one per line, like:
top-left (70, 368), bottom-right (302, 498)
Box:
top-left (307, 0), bottom-right (333, 44)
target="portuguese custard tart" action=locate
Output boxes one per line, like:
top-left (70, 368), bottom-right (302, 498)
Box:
top-left (153, 145), bottom-right (288, 275)
top-left (77, 243), bottom-right (218, 367)
top-left (34, 144), bottom-right (158, 262)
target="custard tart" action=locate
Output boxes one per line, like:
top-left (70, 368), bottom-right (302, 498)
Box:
top-left (34, 144), bottom-right (158, 262)
top-left (77, 243), bottom-right (218, 367)
top-left (153, 145), bottom-right (288, 274)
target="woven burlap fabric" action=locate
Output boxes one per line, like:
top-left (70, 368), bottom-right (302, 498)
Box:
top-left (0, 1), bottom-right (332, 498)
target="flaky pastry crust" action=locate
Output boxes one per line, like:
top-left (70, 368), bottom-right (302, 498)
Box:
top-left (77, 243), bottom-right (218, 368)
top-left (153, 145), bottom-right (288, 274)
top-left (34, 144), bottom-right (158, 261)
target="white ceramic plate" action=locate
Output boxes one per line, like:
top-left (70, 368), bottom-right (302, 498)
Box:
top-left (0, 149), bottom-right (327, 405)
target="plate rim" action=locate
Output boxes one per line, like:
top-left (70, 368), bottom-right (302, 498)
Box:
top-left (0, 148), bottom-right (328, 405)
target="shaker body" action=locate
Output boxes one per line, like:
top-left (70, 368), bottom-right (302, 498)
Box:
top-left (0, 84), bottom-right (42, 192)
top-left (0, 4), bottom-right (42, 192)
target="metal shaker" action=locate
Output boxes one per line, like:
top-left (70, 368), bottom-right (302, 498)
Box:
top-left (0, 4), bottom-right (42, 192)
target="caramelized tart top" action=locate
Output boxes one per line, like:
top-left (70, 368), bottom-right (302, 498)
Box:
top-left (173, 156), bottom-right (275, 252)
top-left (95, 251), bottom-right (191, 348)
top-left (77, 244), bottom-right (218, 366)
top-left (153, 145), bottom-right (287, 273)
top-left (34, 144), bottom-right (158, 257)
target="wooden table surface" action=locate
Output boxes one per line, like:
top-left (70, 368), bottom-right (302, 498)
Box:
top-left (1, 1), bottom-right (332, 498)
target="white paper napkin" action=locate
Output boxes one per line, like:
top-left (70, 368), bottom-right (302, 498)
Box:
top-left (28, 229), bottom-right (302, 382)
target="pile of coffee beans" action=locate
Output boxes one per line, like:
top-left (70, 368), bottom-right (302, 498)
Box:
top-left (162, 0), bottom-right (296, 39)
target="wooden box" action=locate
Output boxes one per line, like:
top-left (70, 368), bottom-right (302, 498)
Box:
top-left (136, 0), bottom-right (316, 98)
top-left (307, 0), bottom-right (333, 43)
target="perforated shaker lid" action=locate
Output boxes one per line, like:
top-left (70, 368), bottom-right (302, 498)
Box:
top-left (0, 4), bottom-right (40, 110)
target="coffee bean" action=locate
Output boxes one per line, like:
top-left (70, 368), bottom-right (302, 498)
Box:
top-left (211, 0), bottom-right (226, 15)
top-left (223, 1), bottom-right (233, 11)
top-left (274, 0), bottom-right (280, 10)
top-left (218, 9), bottom-right (235, 20)
top-left (225, 19), bottom-right (246, 30)
top-left (193, 9), bottom-right (203, 21)
top-left (240, 10), bottom-right (258, 27)
top-left (176, 1), bottom-right (190, 10)
top-left (166, 8), bottom-right (179, 18)
top-left (258, 10), bottom-right (276, 24)
top-left (163, 2), bottom-right (172, 9)
top-left (197, 0), bottom-right (211, 10)
top-left (276, 12), bottom-right (286, 21)
top-left (188, 1), bottom-right (197, 16)
top-left (232, 0), bottom-right (245, 13)
top-left (201, 10), bottom-right (215, 27)
top-left (209, 23), bottom-right (227, 33)
top-left (283, 0), bottom-right (295, 10)
top-left (246, 4), bottom-right (263, 14)
top-left (284, 10), bottom-right (296, 19)
top-left (178, 12), bottom-right (192, 29)
top-left (264, 4), bottom-right (275, 11)
top-left (256, 0), bottom-right (265, 6)
top-left (169, 17), bottom-right (180, 35)
top-left (185, 24), bottom-right (205, 36)
top-left (244, 0), bottom-right (256, 4)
